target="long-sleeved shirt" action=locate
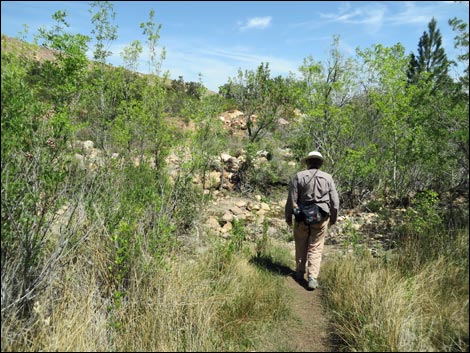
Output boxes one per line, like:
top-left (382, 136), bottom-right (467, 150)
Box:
top-left (285, 168), bottom-right (340, 224)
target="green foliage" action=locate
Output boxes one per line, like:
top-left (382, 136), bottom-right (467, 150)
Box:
top-left (289, 37), bottom-right (358, 181)
top-left (407, 18), bottom-right (453, 90)
top-left (227, 219), bottom-right (247, 254)
top-left (255, 219), bottom-right (270, 258)
top-left (342, 219), bottom-right (366, 253)
top-left (449, 17), bottom-right (469, 91)
top-left (34, 10), bottom-right (90, 107)
top-left (1, 51), bottom-right (42, 154)
top-left (110, 219), bottom-right (135, 291)
top-left (402, 190), bottom-right (442, 235)
top-left (226, 63), bottom-right (288, 143)
top-left (189, 108), bottom-right (228, 194)
top-left (89, 1), bottom-right (118, 64)
top-left (140, 8), bottom-right (165, 76)
top-left (357, 43), bottom-right (419, 203)
top-left (121, 40), bottom-right (143, 72)
top-left (1, 43), bottom-right (91, 315)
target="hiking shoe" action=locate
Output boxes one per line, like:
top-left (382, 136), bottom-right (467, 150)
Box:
top-left (308, 278), bottom-right (318, 290)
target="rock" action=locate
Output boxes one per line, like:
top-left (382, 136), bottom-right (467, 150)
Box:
top-left (260, 202), bottom-right (270, 211)
top-left (206, 171), bottom-right (222, 189)
top-left (230, 205), bottom-right (244, 216)
top-left (206, 217), bottom-right (221, 230)
top-left (221, 222), bottom-right (233, 233)
top-left (235, 200), bottom-right (247, 208)
top-left (222, 212), bottom-right (234, 223)
top-left (227, 109), bottom-right (244, 119)
top-left (74, 153), bottom-right (85, 169)
top-left (257, 209), bottom-right (267, 216)
top-left (220, 153), bottom-right (232, 162)
top-left (277, 147), bottom-right (293, 160)
top-left (88, 148), bottom-right (101, 160)
top-left (256, 150), bottom-right (270, 159)
top-left (82, 140), bottom-right (94, 151)
top-left (255, 215), bottom-right (265, 225)
top-left (225, 157), bottom-right (240, 172)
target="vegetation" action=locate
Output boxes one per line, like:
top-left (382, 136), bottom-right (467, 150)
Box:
top-left (1, 2), bottom-right (468, 352)
top-left (322, 194), bottom-right (469, 352)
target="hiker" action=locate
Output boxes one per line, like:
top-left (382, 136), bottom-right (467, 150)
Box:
top-left (285, 151), bottom-right (339, 290)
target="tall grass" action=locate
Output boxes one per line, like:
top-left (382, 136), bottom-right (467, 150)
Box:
top-left (321, 226), bottom-right (469, 352)
top-left (1, 224), bottom-right (291, 352)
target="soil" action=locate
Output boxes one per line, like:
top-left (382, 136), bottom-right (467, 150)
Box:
top-left (258, 244), bottom-right (337, 352)
top-left (283, 274), bottom-right (333, 352)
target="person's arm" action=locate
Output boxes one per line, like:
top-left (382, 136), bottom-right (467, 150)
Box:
top-left (285, 175), bottom-right (298, 226)
top-left (329, 178), bottom-right (340, 225)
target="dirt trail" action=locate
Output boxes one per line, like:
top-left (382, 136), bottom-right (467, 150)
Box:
top-left (254, 243), bottom-right (338, 352)
top-left (282, 275), bottom-right (332, 352)
top-left (279, 244), bottom-right (335, 352)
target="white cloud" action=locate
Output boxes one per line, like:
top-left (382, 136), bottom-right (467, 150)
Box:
top-left (321, 1), bottom-right (462, 29)
top-left (239, 16), bottom-right (272, 31)
top-left (387, 2), bottom-right (435, 26)
top-left (319, 3), bottom-right (386, 33)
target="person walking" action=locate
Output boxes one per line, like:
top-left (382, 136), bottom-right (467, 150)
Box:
top-left (285, 151), bottom-right (339, 290)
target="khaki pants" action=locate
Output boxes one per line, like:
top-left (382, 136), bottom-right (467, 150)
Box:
top-left (294, 217), bottom-right (329, 280)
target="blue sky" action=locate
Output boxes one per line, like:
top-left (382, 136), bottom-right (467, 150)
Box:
top-left (1, 1), bottom-right (468, 91)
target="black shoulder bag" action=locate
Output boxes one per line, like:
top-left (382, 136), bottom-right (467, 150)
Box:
top-left (299, 203), bottom-right (325, 225)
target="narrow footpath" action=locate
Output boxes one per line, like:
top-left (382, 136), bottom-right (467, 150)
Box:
top-left (258, 244), bottom-right (337, 352)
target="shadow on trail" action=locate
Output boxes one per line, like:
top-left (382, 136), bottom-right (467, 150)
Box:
top-left (249, 255), bottom-right (310, 290)
top-left (249, 255), bottom-right (293, 276)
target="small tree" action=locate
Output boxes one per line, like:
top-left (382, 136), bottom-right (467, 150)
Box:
top-left (227, 62), bottom-right (286, 143)
top-left (139, 9), bottom-right (169, 170)
top-left (407, 18), bottom-right (453, 91)
top-left (88, 1), bottom-right (118, 149)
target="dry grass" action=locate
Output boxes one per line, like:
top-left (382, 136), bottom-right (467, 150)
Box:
top-left (1, 234), bottom-right (291, 352)
top-left (321, 228), bottom-right (469, 352)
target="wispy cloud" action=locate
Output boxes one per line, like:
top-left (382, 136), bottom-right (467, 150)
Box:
top-left (388, 2), bottom-right (441, 26)
top-left (239, 16), bottom-right (272, 31)
top-left (157, 40), bottom-right (298, 91)
top-left (290, 1), bottom-right (462, 38)
top-left (319, 3), bottom-right (386, 33)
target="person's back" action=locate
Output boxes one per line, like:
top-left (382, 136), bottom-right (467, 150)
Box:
top-left (284, 151), bottom-right (339, 290)
top-left (289, 168), bottom-right (338, 223)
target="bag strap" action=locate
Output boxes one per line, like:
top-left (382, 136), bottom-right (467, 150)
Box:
top-left (297, 169), bottom-right (319, 208)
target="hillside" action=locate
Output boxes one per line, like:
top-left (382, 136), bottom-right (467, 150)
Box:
top-left (1, 34), bottom-right (217, 95)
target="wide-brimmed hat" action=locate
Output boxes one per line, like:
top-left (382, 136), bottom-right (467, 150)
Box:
top-left (301, 151), bottom-right (324, 163)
